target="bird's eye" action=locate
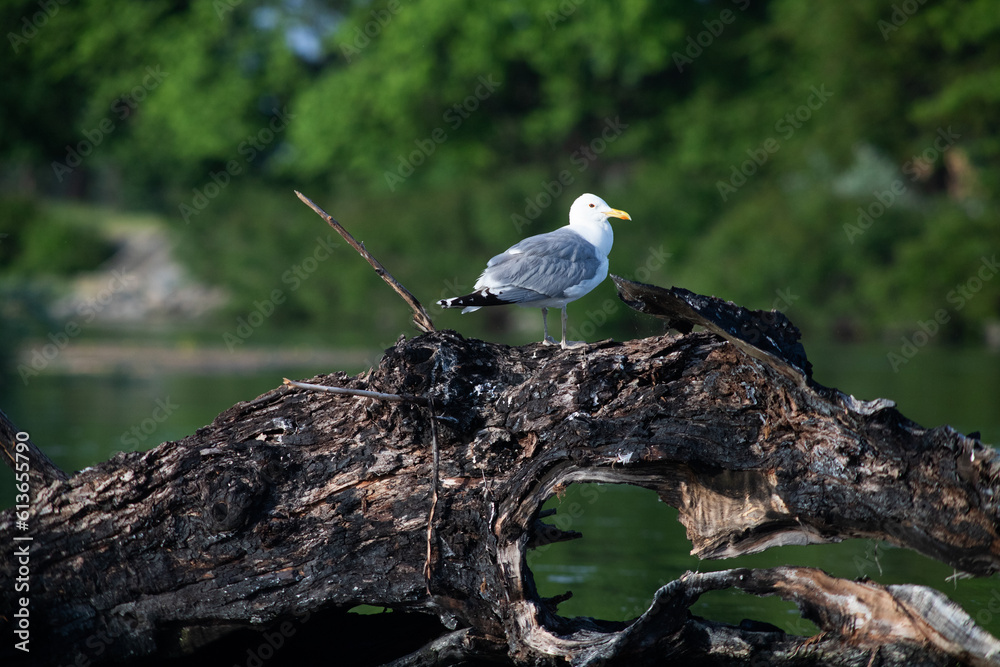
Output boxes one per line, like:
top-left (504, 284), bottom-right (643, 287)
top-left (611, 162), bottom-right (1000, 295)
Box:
top-left (589, 203), bottom-right (595, 208)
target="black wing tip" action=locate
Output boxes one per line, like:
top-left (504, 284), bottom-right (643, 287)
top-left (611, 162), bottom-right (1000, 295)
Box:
top-left (438, 289), bottom-right (509, 309)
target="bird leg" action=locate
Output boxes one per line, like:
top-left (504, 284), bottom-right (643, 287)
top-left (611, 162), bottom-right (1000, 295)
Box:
top-left (541, 307), bottom-right (559, 345)
top-left (560, 306), bottom-right (588, 349)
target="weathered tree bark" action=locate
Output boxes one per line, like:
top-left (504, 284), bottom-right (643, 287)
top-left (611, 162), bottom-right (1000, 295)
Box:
top-left (2, 279), bottom-right (999, 666)
top-left (0, 408), bottom-right (67, 488)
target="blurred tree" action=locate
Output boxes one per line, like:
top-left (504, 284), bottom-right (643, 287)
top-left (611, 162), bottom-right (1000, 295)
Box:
top-left (1, 0), bottom-right (997, 344)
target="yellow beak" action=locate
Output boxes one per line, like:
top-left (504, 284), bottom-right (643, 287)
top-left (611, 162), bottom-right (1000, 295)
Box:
top-left (606, 208), bottom-right (631, 221)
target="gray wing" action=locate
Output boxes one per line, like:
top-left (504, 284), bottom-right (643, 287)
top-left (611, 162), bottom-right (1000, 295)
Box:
top-left (477, 228), bottom-right (601, 300)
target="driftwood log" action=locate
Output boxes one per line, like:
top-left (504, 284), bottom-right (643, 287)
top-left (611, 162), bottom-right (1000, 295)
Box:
top-left (2, 278), bottom-right (1000, 667)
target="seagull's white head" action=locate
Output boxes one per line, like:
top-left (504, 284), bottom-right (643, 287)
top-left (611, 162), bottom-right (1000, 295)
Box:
top-left (569, 193), bottom-right (632, 227)
top-left (567, 194), bottom-right (631, 256)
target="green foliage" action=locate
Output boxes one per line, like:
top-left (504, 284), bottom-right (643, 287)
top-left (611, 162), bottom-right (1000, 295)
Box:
top-left (2, 0), bottom-right (999, 346)
top-left (0, 197), bottom-right (116, 277)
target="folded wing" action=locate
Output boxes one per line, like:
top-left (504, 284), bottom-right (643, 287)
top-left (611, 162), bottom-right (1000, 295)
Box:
top-left (477, 228), bottom-right (602, 300)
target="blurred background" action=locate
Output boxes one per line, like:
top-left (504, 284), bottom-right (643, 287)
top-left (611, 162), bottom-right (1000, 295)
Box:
top-left (2, 0), bottom-right (1000, 637)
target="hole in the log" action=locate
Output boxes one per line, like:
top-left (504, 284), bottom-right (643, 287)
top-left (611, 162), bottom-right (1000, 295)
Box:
top-left (527, 483), bottom-right (817, 634)
top-left (692, 589), bottom-right (819, 636)
top-left (529, 483), bottom-right (688, 621)
top-left (347, 604), bottom-right (389, 614)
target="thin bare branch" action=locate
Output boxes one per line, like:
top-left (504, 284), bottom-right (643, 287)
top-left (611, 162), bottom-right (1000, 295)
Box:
top-left (282, 378), bottom-right (429, 406)
top-left (294, 190), bottom-right (436, 333)
top-left (424, 397), bottom-right (440, 596)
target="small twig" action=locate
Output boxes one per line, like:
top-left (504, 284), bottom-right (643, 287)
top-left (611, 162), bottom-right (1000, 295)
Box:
top-left (283, 378), bottom-right (429, 406)
top-left (424, 397), bottom-right (440, 597)
top-left (294, 190), bottom-right (436, 333)
top-left (285, 373), bottom-right (442, 596)
top-left (945, 568), bottom-right (973, 585)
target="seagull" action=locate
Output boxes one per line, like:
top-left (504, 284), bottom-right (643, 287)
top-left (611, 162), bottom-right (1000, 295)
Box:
top-left (437, 193), bottom-right (631, 348)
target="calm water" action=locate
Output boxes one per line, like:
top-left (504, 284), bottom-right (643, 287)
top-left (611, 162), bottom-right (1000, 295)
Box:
top-left (2, 342), bottom-right (998, 637)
